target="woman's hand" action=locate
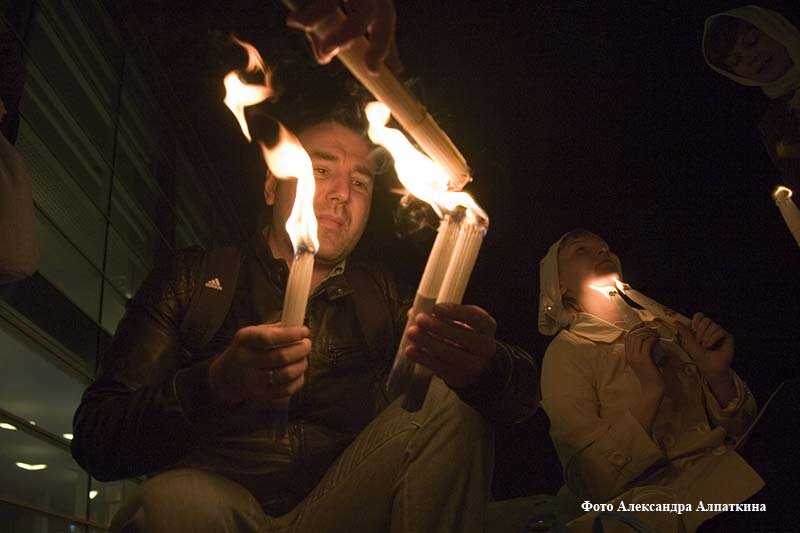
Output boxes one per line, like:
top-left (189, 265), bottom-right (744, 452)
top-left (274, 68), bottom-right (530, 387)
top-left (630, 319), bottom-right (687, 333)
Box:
top-left (625, 324), bottom-right (666, 433)
top-left (624, 323), bottom-right (665, 396)
top-left (675, 313), bottom-right (737, 408)
top-left (674, 312), bottom-right (734, 382)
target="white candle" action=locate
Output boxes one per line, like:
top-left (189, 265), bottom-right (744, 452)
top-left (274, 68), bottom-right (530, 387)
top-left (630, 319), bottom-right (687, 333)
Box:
top-left (386, 215), bottom-right (460, 395)
top-left (402, 220), bottom-right (486, 411)
top-left (281, 1), bottom-right (471, 190)
top-left (773, 186), bottom-right (800, 248)
top-left (268, 247), bottom-right (314, 440)
top-left (611, 290), bottom-right (669, 367)
top-left (615, 281), bottom-right (691, 327)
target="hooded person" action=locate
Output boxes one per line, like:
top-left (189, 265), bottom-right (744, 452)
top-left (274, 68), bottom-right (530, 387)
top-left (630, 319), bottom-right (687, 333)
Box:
top-left (537, 230), bottom-right (763, 533)
top-left (702, 5), bottom-right (800, 189)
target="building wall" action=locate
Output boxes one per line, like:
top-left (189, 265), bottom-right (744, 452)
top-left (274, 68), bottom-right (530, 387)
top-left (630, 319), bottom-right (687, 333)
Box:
top-left (0, 1), bottom-right (236, 530)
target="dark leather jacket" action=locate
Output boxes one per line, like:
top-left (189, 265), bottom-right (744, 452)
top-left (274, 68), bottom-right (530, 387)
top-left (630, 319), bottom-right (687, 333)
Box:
top-left (72, 232), bottom-right (539, 515)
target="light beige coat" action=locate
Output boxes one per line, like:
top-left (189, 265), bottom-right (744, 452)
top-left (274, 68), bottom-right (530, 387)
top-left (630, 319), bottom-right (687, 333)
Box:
top-left (541, 311), bottom-right (764, 532)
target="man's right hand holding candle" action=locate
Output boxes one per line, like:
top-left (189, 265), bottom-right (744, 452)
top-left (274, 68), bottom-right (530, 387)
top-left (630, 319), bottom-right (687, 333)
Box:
top-left (208, 324), bottom-right (311, 407)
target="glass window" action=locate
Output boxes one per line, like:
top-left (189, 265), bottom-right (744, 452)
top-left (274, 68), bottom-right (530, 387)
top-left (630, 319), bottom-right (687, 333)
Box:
top-left (17, 118), bottom-right (108, 270)
top-left (24, 1), bottom-right (117, 161)
top-left (0, 318), bottom-right (88, 437)
top-left (0, 424), bottom-right (88, 520)
top-left (0, 502), bottom-right (88, 533)
top-left (1, 275), bottom-right (108, 372)
top-left (34, 210), bottom-right (103, 324)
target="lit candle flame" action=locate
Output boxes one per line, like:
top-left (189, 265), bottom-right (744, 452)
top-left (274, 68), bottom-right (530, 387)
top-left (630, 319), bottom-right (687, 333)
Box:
top-left (223, 37), bottom-right (272, 142)
top-left (365, 101), bottom-right (487, 225)
top-left (223, 37), bottom-right (318, 253)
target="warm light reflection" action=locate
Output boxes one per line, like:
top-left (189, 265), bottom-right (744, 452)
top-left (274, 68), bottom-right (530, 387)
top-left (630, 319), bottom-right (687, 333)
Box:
top-left (89, 490), bottom-right (98, 500)
top-left (589, 283), bottom-right (617, 300)
top-left (62, 433), bottom-right (74, 440)
top-left (365, 101), bottom-right (487, 224)
top-left (0, 423), bottom-right (16, 431)
top-left (16, 462), bottom-right (47, 471)
top-left (223, 37), bottom-right (318, 254)
top-left (774, 185), bottom-right (794, 200)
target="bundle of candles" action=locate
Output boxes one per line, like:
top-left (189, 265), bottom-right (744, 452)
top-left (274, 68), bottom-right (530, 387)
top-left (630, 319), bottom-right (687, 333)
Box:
top-left (590, 278), bottom-right (691, 367)
top-left (365, 102), bottom-right (488, 411)
top-left (773, 186), bottom-right (800, 248)
top-left (280, 0), bottom-right (471, 191)
top-left (223, 38), bottom-right (318, 439)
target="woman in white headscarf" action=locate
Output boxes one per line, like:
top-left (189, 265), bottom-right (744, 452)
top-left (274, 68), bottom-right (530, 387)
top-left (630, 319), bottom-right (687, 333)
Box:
top-left (703, 6), bottom-right (800, 188)
top-left (538, 230), bottom-right (762, 532)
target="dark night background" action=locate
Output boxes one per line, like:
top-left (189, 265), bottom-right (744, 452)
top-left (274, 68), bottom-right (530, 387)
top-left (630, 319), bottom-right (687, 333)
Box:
top-left (114, 0), bottom-right (800, 506)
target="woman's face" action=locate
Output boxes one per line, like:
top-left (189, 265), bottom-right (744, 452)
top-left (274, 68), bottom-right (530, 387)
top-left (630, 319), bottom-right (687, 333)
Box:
top-left (725, 25), bottom-right (794, 83)
top-left (557, 233), bottom-right (621, 299)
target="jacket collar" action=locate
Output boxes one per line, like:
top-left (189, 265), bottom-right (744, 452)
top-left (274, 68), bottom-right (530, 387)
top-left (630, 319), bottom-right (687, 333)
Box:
top-left (252, 229), bottom-right (350, 300)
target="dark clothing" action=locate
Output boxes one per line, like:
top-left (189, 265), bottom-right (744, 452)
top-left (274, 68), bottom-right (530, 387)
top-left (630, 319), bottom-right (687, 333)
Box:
top-left (760, 92), bottom-right (800, 190)
top-left (72, 232), bottom-right (539, 515)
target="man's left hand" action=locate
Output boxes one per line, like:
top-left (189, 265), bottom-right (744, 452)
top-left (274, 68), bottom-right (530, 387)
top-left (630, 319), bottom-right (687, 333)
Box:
top-left (406, 303), bottom-right (497, 389)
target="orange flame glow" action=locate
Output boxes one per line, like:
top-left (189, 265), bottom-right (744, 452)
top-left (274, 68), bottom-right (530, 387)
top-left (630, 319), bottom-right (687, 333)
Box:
top-left (223, 37), bottom-right (272, 141)
top-left (365, 101), bottom-right (487, 224)
top-left (223, 37), bottom-right (318, 253)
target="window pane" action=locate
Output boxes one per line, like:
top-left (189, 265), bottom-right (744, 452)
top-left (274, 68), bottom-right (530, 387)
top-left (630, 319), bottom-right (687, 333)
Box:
top-left (1, 274), bottom-right (107, 371)
top-left (19, 36), bottom-right (112, 209)
top-left (17, 118), bottom-right (107, 270)
top-left (0, 319), bottom-right (87, 437)
top-left (0, 426), bottom-right (88, 520)
top-left (0, 502), bottom-right (87, 533)
top-left (25, 1), bottom-right (117, 161)
top-left (35, 210), bottom-right (102, 323)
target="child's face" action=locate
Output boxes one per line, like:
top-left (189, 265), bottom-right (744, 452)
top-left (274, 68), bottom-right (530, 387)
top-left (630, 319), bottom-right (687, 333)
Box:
top-left (557, 233), bottom-right (621, 300)
top-left (724, 25), bottom-right (794, 83)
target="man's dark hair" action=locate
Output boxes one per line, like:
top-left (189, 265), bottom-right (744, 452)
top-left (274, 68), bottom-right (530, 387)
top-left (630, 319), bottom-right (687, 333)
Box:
top-left (704, 16), bottom-right (755, 72)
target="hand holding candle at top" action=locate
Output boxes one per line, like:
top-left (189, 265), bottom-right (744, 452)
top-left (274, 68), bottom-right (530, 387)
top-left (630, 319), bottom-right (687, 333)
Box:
top-left (285, 0), bottom-right (402, 74)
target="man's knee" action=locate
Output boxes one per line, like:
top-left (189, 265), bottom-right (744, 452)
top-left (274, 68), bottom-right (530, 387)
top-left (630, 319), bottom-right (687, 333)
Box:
top-left (418, 378), bottom-right (493, 446)
top-left (111, 469), bottom-right (266, 533)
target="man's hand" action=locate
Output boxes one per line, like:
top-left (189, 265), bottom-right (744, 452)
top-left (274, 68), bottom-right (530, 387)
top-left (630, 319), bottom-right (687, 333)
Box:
top-left (405, 303), bottom-right (496, 389)
top-left (624, 324), bottom-right (665, 396)
top-left (208, 323), bottom-right (310, 406)
top-left (674, 312), bottom-right (734, 381)
top-left (286, 0), bottom-right (402, 74)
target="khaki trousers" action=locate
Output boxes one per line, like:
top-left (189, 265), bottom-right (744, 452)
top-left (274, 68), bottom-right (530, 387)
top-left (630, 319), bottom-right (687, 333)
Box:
top-left (110, 378), bottom-right (494, 533)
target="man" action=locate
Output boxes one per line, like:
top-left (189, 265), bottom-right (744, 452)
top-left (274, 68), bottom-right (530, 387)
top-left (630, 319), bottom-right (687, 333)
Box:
top-left (71, 95), bottom-right (539, 531)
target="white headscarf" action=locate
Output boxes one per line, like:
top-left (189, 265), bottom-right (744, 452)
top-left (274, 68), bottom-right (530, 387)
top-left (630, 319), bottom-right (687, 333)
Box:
top-left (538, 234), bottom-right (573, 336)
top-left (703, 5), bottom-right (800, 99)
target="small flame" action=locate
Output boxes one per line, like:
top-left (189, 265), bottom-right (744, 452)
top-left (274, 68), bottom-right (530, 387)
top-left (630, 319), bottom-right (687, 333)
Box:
top-left (223, 37), bottom-right (317, 254)
top-left (774, 185), bottom-right (794, 200)
top-left (365, 102), bottom-right (487, 224)
top-left (223, 37), bottom-right (273, 142)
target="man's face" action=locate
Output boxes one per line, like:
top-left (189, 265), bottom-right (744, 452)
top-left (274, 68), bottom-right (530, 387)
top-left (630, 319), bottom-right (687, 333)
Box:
top-left (269, 122), bottom-right (374, 264)
top-left (725, 25), bottom-right (793, 83)
top-left (557, 233), bottom-right (621, 299)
